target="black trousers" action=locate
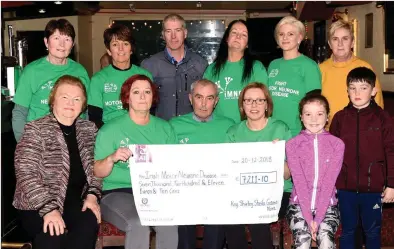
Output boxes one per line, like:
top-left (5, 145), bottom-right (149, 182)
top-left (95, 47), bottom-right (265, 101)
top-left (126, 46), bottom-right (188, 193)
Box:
top-left (224, 224), bottom-right (272, 249)
top-left (178, 225), bottom-right (225, 249)
top-left (18, 204), bottom-right (98, 249)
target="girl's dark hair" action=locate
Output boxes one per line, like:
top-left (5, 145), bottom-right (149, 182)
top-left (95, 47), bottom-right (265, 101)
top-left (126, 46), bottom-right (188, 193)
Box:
top-left (213, 19), bottom-right (258, 83)
top-left (299, 92), bottom-right (330, 116)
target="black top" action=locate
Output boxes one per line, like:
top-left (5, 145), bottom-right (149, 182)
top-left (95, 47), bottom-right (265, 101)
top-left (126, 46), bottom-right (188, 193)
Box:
top-left (58, 121), bottom-right (87, 209)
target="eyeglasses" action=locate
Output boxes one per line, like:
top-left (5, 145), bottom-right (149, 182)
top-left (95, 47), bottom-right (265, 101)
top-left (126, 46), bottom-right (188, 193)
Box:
top-left (243, 98), bottom-right (267, 105)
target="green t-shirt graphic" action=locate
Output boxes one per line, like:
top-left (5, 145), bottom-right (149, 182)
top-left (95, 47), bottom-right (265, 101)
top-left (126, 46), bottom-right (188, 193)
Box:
top-left (94, 114), bottom-right (176, 190)
top-left (169, 112), bottom-right (235, 144)
top-left (13, 57), bottom-right (90, 121)
top-left (226, 118), bottom-right (293, 192)
top-left (267, 55), bottom-right (321, 137)
top-left (88, 65), bottom-right (153, 123)
top-left (203, 60), bottom-right (268, 123)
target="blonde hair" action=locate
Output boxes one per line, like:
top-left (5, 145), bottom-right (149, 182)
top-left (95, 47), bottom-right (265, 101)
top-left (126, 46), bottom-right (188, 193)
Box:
top-left (162, 13), bottom-right (186, 31)
top-left (48, 75), bottom-right (87, 113)
top-left (328, 19), bottom-right (354, 41)
top-left (274, 16), bottom-right (305, 44)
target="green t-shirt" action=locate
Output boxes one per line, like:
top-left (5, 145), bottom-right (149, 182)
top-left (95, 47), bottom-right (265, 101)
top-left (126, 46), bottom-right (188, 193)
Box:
top-left (203, 59), bottom-right (268, 123)
top-left (169, 112), bottom-right (235, 144)
top-left (88, 65), bottom-right (153, 123)
top-left (94, 113), bottom-right (176, 191)
top-left (267, 55), bottom-right (321, 137)
top-left (13, 57), bottom-right (90, 121)
top-left (226, 118), bottom-right (293, 192)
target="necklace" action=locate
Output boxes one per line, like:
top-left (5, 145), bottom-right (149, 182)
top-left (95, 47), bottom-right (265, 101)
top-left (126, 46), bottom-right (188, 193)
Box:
top-left (62, 127), bottom-right (74, 136)
top-left (61, 124), bottom-right (75, 136)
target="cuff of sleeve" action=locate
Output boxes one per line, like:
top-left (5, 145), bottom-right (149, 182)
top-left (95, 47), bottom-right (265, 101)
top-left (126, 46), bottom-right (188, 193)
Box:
top-left (84, 188), bottom-right (102, 203)
top-left (38, 200), bottom-right (59, 217)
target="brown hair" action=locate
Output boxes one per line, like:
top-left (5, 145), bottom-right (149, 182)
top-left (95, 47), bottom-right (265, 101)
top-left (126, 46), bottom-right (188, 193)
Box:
top-left (238, 82), bottom-right (273, 121)
top-left (120, 74), bottom-right (159, 110)
top-left (298, 92), bottom-right (330, 116)
top-left (103, 23), bottom-right (135, 51)
top-left (48, 75), bottom-right (87, 113)
top-left (45, 19), bottom-right (76, 41)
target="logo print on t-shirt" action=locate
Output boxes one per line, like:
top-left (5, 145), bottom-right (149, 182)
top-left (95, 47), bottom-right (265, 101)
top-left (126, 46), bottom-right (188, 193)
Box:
top-left (215, 77), bottom-right (240, 100)
top-left (120, 137), bottom-right (130, 148)
top-left (269, 69), bottom-right (279, 78)
top-left (179, 137), bottom-right (189, 144)
top-left (41, 81), bottom-right (53, 90)
top-left (104, 83), bottom-right (118, 93)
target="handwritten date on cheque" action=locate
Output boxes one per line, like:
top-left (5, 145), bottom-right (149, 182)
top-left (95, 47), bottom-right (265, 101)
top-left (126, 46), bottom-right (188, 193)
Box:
top-left (232, 156), bottom-right (272, 164)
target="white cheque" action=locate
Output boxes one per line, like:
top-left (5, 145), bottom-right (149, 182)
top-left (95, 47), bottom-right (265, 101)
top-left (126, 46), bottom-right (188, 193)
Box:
top-left (129, 141), bottom-right (285, 226)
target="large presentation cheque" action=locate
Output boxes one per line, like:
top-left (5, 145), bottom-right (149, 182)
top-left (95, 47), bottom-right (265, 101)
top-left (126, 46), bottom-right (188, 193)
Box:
top-left (129, 141), bottom-right (285, 226)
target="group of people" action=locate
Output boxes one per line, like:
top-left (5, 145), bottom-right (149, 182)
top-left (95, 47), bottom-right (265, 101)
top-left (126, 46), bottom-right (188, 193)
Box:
top-left (10, 12), bottom-right (393, 249)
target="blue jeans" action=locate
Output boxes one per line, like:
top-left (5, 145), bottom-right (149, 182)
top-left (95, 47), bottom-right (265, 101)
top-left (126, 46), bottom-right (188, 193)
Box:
top-left (337, 190), bottom-right (382, 249)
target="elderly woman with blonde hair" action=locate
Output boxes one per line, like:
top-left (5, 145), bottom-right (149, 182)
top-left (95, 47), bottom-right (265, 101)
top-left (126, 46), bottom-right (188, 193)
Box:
top-left (13, 75), bottom-right (101, 249)
top-left (320, 19), bottom-right (384, 126)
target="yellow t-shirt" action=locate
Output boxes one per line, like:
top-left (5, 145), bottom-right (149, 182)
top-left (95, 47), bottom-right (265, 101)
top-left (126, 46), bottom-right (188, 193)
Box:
top-left (320, 55), bottom-right (384, 127)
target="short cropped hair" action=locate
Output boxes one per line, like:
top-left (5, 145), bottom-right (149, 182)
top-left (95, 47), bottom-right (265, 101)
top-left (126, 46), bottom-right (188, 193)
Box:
top-left (274, 16), bottom-right (305, 44)
top-left (104, 23), bottom-right (135, 51)
top-left (49, 75), bottom-right (87, 113)
top-left (120, 74), bottom-right (159, 110)
top-left (162, 13), bottom-right (186, 31)
top-left (329, 19), bottom-right (354, 41)
top-left (45, 19), bottom-right (76, 41)
top-left (346, 67), bottom-right (376, 87)
top-left (190, 79), bottom-right (219, 96)
top-left (238, 82), bottom-right (273, 121)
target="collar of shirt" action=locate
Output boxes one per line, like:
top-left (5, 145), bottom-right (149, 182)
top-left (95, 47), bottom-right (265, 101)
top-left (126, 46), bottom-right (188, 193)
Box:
top-left (192, 112), bottom-right (213, 123)
top-left (165, 46), bottom-right (187, 65)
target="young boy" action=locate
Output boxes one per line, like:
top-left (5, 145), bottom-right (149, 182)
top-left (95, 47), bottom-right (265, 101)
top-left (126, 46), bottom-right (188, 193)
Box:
top-left (330, 67), bottom-right (394, 249)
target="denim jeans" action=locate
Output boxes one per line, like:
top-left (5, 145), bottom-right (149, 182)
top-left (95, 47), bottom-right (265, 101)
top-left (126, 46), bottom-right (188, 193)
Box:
top-left (337, 190), bottom-right (382, 249)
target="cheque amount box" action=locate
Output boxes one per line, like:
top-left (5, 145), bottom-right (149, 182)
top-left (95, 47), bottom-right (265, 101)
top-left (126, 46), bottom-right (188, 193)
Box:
top-left (240, 172), bottom-right (277, 185)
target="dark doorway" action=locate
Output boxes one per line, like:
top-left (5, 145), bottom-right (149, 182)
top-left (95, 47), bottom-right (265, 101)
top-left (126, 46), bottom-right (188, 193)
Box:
top-left (246, 17), bottom-right (283, 68)
top-left (313, 21), bottom-right (328, 63)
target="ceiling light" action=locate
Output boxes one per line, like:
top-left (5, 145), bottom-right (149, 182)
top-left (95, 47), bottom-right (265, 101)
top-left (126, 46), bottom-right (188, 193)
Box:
top-left (54, 1), bottom-right (62, 4)
top-left (376, 1), bottom-right (384, 8)
top-left (38, 9), bottom-right (46, 13)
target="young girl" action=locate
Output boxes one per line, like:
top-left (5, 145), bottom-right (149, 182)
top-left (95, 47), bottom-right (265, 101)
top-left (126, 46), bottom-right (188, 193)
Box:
top-left (285, 93), bottom-right (344, 249)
